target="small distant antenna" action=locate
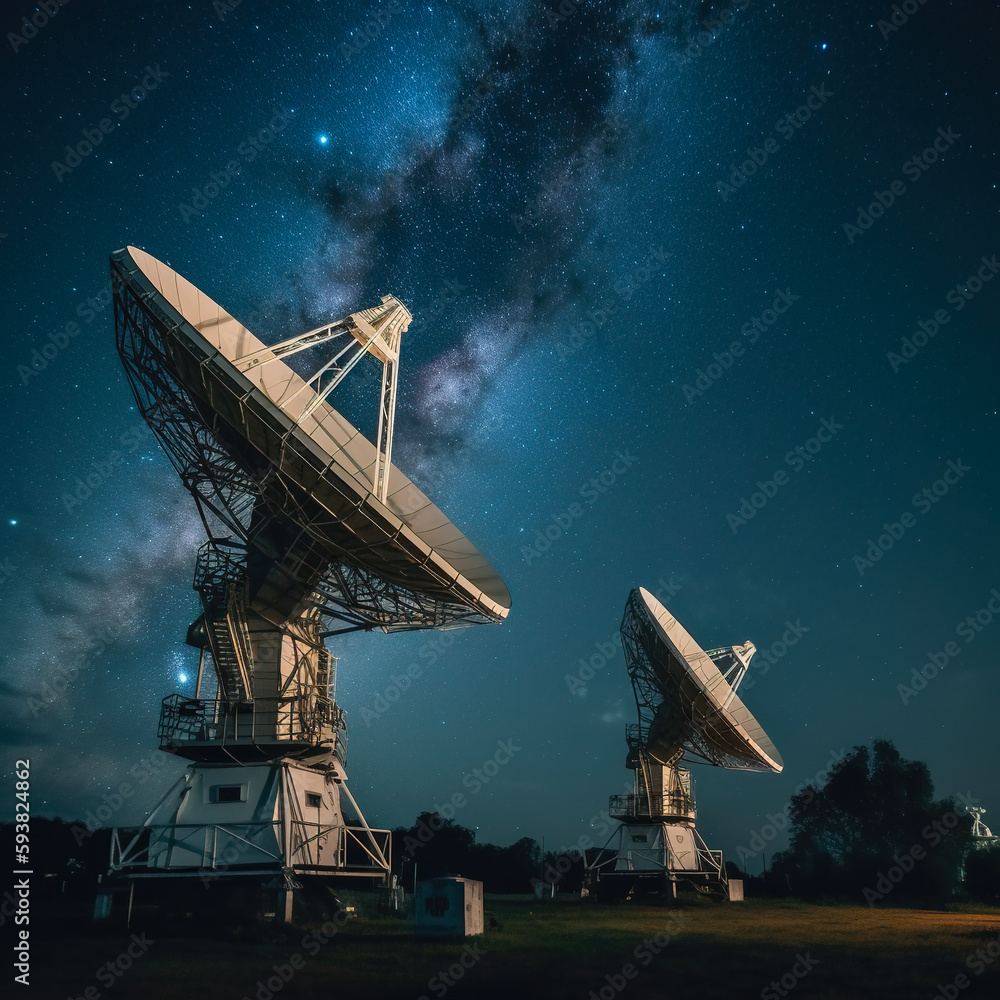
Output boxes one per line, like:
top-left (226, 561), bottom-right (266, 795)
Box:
top-left (967, 806), bottom-right (998, 844)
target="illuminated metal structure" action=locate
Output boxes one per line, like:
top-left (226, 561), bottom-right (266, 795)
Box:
top-left (97, 246), bottom-right (510, 922)
top-left (967, 807), bottom-right (998, 846)
top-left (588, 588), bottom-right (782, 901)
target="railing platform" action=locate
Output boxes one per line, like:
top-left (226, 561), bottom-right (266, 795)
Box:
top-left (608, 793), bottom-right (697, 822)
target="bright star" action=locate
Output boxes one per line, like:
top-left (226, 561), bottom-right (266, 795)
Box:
top-left (318, 134), bottom-right (329, 145)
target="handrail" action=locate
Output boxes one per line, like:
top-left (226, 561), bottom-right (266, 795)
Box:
top-left (110, 820), bottom-right (391, 875)
top-left (158, 693), bottom-right (339, 746)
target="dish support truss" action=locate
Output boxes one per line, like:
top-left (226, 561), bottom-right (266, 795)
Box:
top-left (112, 256), bottom-right (493, 633)
top-left (620, 589), bottom-right (759, 769)
top-left (231, 295), bottom-right (406, 505)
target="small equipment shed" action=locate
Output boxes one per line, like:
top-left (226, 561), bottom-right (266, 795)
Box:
top-left (415, 877), bottom-right (484, 937)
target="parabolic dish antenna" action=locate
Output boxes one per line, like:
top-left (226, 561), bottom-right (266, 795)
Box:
top-left (624, 587), bottom-right (783, 772)
top-left (100, 245), bottom-right (511, 923)
top-left (111, 245), bottom-right (510, 631)
top-left (587, 587), bottom-right (783, 901)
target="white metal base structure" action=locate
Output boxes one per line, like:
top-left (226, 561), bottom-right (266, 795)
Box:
top-left (112, 759), bottom-right (389, 873)
top-left (587, 751), bottom-right (729, 901)
top-left (100, 759), bottom-right (391, 923)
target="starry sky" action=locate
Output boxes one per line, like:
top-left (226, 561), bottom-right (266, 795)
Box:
top-left (1, 0), bottom-right (999, 868)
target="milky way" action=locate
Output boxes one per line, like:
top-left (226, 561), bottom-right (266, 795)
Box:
top-left (2, 0), bottom-right (998, 859)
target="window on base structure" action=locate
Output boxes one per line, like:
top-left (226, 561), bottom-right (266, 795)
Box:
top-left (306, 793), bottom-right (323, 808)
top-left (211, 784), bottom-right (246, 803)
top-left (631, 834), bottom-right (648, 843)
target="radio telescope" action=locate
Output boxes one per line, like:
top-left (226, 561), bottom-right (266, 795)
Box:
top-left (587, 588), bottom-right (782, 901)
top-left (967, 807), bottom-right (998, 846)
top-left (96, 246), bottom-right (509, 923)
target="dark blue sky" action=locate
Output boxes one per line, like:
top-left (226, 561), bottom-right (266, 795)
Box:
top-left (1, 0), bottom-right (998, 866)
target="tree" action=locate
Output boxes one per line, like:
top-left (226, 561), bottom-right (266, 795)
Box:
top-left (777, 740), bottom-right (973, 905)
top-left (390, 813), bottom-right (546, 892)
top-left (393, 812), bottom-right (477, 881)
top-left (965, 844), bottom-right (1000, 902)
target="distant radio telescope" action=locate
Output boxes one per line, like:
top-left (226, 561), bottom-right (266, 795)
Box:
top-left (587, 588), bottom-right (782, 901)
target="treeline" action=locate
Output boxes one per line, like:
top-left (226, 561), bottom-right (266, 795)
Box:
top-left (0, 812), bottom-right (582, 899)
top-left (748, 740), bottom-right (1000, 906)
top-left (7, 740), bottom-right (999, 905)
top-left (389, 812), bottom-right (585, 893)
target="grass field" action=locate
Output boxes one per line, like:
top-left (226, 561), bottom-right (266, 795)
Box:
top-left (33, 896), bottom-right (1000, 1000)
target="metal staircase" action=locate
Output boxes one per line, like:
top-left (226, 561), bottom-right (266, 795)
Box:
top-left (194, 541), bottom-right (253, 703)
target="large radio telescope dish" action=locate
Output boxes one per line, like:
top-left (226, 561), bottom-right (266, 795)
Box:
top-left (622, 587), bottom-right (783, 772)
top-left (103, 245), bottom-right (512, 914)
top-left (112, 245), bottom-right (510, 633)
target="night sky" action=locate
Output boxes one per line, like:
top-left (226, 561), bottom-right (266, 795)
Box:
top-left (2, 0), bottom-right (999, 869)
